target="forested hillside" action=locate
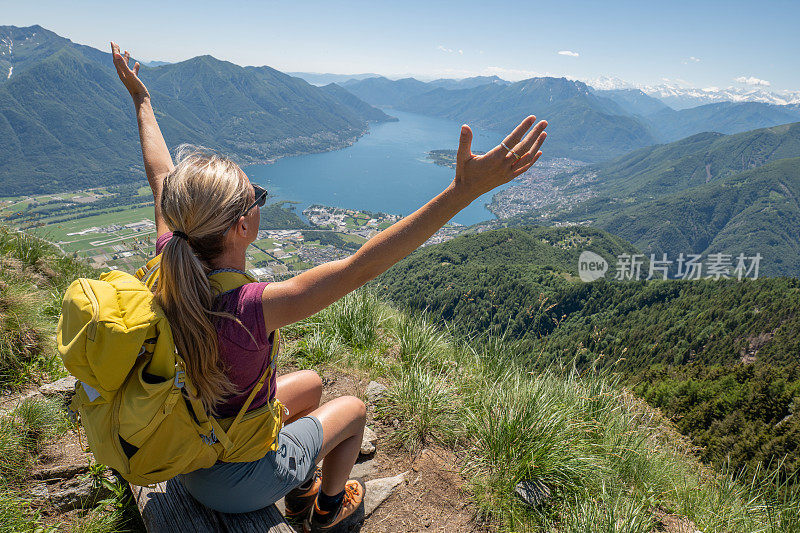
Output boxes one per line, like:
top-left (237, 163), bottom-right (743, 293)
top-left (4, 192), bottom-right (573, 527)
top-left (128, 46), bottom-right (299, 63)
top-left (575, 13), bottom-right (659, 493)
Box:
top-left (0, 25), bottom-right (390, 195)
top-left (374, 226), bottom-right (640, 339)
top-left (590, 157), bottom-right (800, 277)
top-left (501, 123), bottom-right (800, 276)
top-left (374, 226), bottom-right (800, 478)
top-left (554, 122), bottom-right (800, 199)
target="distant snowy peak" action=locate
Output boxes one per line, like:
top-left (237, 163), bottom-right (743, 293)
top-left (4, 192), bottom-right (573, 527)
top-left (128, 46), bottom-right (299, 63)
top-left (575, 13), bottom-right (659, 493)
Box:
top-left (641, 85), bottom-right (800, 109)
top-left (586, 76), bottom-right (800, 110)
top-left (586, 76), bottom-right (635, 91)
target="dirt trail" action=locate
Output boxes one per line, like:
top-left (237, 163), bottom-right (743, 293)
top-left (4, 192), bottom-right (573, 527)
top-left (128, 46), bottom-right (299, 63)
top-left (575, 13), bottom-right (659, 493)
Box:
top-left (292, 366), bottom-right (487, 533)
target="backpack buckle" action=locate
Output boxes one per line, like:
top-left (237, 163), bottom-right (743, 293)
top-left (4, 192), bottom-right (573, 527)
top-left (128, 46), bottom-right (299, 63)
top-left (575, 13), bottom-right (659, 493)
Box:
top-left (174, 370), bottom-right (185, 388)
top-left (201, 429), bottom-right (218, 445)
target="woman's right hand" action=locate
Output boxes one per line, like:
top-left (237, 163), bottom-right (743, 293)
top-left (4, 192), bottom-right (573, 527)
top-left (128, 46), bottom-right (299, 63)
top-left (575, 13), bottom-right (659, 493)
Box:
top-left (454, 116), bottom-right (547, 200)
top-left (111, 41), bottom-right (150, 100)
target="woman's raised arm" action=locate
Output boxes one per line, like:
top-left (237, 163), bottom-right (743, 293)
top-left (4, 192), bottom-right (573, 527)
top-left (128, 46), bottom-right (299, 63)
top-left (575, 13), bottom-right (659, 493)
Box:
top-left (111, 41), bottom-right (173, 237)
top-left (261, 116), bottom-right (547, 333)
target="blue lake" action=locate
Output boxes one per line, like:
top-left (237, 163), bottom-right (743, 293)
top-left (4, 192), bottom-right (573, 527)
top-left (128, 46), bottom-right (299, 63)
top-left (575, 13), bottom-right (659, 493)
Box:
top-left (244, 110), bottom-right (509, 226)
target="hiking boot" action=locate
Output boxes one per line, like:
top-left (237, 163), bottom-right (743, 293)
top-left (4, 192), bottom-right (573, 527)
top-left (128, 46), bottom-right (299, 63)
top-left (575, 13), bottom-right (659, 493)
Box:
top-left (284, 467), bottom-right (322, 523)
top-left (303, 478), bottom-right (366, 533)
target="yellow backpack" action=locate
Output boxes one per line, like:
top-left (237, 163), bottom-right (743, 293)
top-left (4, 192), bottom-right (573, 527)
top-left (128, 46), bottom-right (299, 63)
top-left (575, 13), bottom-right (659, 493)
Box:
top-left (57, 254), bottom-right (285, 486)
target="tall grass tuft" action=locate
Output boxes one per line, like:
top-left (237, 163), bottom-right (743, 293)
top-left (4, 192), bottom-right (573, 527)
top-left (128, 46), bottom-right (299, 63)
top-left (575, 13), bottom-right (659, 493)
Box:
top-left (393, 312), bottom-right (451, 371)
top-left (0, 229), bottom-right (51, 267)
top-left (377, 366), bottom-right (461, 453)
top-left (0, 420), bottom-right (29, 483)
top-left (0, 283), bottom-right (49, 387)
top-left (15, 396), bottom-right (71, 447)
top-left (0, 397), bottom-right (71, 482)
top-left (289, 328), bottom-right (345, 369)
top-left (464, 369), bottom-right (607, 523)
top-left (315, 289), bottom-right (384, 352)
top-left (551, 486), bottom-right (656, 533)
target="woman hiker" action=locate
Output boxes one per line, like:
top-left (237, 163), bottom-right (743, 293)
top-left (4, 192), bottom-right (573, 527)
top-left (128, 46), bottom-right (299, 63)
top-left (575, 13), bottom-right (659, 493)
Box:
top-left (111, 42), bottom-right (547, 532)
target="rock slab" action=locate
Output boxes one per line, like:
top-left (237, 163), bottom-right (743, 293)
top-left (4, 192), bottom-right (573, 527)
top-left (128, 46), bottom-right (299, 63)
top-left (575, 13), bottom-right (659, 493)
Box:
top-left (32, 462), bottom-right (88, 480)
top-left (364, 471), bottom-right (406, 517)
top-left (39, 376), bottom-right (77, 398)
top-left (49, 476), bottom-right (111, 512)
top-left (515, 479), bottom-right (551, 509)
top-left (360, 426), bottom-right (377, 455)
top-left (365, 381), bottom-right (387, 403)
top-left (26, 481), bottom-right (49, 500)
top-left (351, 458), bottom-right (377, 480)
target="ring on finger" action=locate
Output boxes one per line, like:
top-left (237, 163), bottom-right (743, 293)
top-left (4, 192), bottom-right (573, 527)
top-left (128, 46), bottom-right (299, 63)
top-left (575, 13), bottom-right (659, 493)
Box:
top-left (501, 141), bottom-right (521, 160)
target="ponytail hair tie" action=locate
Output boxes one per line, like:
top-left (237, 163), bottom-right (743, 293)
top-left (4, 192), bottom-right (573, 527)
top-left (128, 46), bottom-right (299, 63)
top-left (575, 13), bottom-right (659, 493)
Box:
top-left (173, 230), bottom-right (190, 241)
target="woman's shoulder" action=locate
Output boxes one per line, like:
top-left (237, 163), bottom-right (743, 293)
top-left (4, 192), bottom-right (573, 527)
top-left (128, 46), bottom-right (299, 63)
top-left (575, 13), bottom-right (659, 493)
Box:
top-left (216, 281), bottom-right (272, 346)
top-left (155, 231), bottom-right (173, 255)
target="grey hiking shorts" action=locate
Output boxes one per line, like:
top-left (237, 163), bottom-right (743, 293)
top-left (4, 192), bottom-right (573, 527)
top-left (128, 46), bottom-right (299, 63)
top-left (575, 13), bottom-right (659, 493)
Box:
top-left (177, 415), bottom-right (323, 514)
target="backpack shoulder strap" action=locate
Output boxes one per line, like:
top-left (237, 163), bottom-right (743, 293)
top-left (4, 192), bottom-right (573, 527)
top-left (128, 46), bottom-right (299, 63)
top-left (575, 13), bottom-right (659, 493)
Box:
top-left (135, 253), bottom-right (162, 290)
top-left (226, 329), bottom-right (281, 435)
top-left (207, 269), bottom-right (258, 295)
top-left (135, 256), bottom-right (259, 296)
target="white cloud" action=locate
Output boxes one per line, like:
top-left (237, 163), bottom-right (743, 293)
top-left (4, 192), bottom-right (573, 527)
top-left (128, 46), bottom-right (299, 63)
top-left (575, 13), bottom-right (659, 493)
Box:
top-left (735, 76), bottom-right (771, 87)
top-left (558, 50), bottom-right (579, 57)
top-left (683, 56), bottom-right (701, 64)
top-left (458, 49), bottom-right (463, 55)
top-left (437, 45), bottom-right (454, 53)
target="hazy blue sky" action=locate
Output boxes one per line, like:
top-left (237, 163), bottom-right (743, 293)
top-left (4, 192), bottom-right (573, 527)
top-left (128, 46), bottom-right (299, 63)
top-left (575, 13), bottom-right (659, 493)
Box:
top-left (5, 0), bottom-right (798, 91)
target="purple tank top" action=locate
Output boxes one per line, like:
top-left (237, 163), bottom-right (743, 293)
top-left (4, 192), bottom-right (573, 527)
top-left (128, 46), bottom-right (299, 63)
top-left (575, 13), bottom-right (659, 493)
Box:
top-left (156, 232), bottom-right (276, 418)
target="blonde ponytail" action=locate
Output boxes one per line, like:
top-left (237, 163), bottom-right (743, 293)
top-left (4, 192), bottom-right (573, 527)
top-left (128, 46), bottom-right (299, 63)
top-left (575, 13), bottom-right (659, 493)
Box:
top-left (157, 145), bottom-right (253, 415)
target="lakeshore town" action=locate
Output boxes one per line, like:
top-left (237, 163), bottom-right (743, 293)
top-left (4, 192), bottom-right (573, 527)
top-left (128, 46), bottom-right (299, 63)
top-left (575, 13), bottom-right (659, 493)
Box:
top-left (0, 157), bottom-right (584, 279)
top-left (0, 192), bottom-right (465, 280)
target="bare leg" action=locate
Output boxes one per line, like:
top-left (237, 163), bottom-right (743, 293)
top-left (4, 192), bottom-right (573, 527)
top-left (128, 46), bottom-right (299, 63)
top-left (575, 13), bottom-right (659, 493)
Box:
top-left (308, 396), bottom-right (366, 495)
top-left (275, 370), bottom-right (323, 424)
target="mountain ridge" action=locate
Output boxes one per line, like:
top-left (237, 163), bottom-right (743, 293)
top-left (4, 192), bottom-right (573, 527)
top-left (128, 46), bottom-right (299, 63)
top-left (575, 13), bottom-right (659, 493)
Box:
top-left (0, 25), bottom-right (390, 196)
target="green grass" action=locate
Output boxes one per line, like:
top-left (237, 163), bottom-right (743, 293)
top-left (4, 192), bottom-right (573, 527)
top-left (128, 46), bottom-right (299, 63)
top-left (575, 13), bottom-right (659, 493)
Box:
top-left (338, 233), bottom-right (367, 245)
top-left (0, 227), bottom-right (94, 387)
top-left (30, 205), bottom-right (155, 244)
top-left (0, 397), bottom-right (71, 482)
top-left (0, 396), bottom-right (140, 532)
top-left (0, 280), bottom-right (50, 387)
top-left (0, 228), bottom-right (51, 266)
top-left (0, 492), bottom-right (40, 533)
top-left (2, 224), bottom-right (799, 531)
top-left (314, 289), bottom-right (385, 352)
top-left (291, 292), bottom-right (800, 532)
top-left (377, 365), bottom-right (461, 453)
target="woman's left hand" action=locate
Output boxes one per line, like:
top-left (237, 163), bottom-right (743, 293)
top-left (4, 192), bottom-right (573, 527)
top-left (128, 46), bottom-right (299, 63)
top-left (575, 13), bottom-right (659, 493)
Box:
top-left (110, 41), bottom-right (149, 100)
top-left (453, 116), bottom-right (547, 200)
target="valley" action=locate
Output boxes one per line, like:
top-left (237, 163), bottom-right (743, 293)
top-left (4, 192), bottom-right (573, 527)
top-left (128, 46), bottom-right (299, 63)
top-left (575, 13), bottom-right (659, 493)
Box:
top-left (0, 187), bottom-right (418, 277)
